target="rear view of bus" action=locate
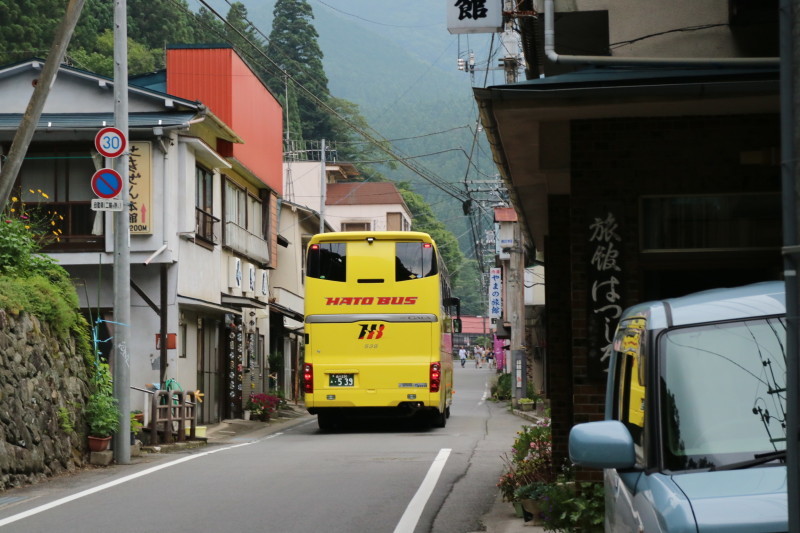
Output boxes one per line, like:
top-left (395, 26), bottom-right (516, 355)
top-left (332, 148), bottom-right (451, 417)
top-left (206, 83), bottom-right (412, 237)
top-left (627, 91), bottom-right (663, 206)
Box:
top-left (303, 231), bottom-right (457, 430)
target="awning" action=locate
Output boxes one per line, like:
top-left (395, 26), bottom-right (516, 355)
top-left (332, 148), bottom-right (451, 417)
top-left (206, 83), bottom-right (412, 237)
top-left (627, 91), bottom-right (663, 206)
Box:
top-left (220, 294), bottom-right (268, 310)
top-left (177, 295), bottom-right (238, 315)
top-left (268, 301), bottom-right (303, 323)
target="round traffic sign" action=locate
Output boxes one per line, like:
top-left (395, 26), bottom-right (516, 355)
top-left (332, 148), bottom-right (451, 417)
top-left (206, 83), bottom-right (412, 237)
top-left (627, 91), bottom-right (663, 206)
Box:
top-left (94, 127), bottom-right (127, 158)
top-left (91, 168), bottom-right (124, 199)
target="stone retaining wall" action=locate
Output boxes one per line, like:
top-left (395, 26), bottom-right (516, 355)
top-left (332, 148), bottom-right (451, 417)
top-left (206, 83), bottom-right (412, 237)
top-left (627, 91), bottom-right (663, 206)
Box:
top-left (0, 310), bottom-right (90, 491)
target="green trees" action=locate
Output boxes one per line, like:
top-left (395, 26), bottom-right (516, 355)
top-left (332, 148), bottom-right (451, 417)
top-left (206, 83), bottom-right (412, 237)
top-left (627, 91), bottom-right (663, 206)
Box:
top-left (265, 0), bottom-right (334, 142)
top-left (0, 0), bottom-right (62, 64)
top-left (0, 0), bottom-right (484, 312)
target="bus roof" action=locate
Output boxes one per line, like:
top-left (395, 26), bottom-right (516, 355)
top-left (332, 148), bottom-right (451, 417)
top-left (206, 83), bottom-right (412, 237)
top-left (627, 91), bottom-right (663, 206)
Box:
top-left (309, 231), bottom-right (434, 244)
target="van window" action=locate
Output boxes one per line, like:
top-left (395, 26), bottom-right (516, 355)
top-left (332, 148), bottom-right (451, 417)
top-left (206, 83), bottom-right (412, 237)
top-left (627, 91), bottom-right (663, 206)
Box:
top-left (307, 242), bottom-right (347, 282)
top-left (395, 242), bottom-right (437, 281)
top-left (660, 317), bottom-right (786, 471)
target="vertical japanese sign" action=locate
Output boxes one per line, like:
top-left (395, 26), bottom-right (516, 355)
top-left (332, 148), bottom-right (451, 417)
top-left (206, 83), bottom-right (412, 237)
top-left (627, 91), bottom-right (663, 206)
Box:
top-left (224, 314), bottom-right (244, 418)
top-left (447, 0), bottom-right (503, 34)
top-left (489, 267), bottom-right (502, 319)
top-left (128, 141), bottom-right (152, 234)
top-left (587, 211), bottom-right (624, 381)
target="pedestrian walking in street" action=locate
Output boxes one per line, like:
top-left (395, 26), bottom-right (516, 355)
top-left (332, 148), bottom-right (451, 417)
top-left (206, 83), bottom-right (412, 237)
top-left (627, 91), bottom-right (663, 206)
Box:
top-left (459, 346), bottom-right (467, 367)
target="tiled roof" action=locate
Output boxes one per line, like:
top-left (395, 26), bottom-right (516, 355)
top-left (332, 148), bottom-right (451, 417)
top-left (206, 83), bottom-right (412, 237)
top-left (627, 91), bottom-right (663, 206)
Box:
top-left (326, 182), bottom-right (406, 206)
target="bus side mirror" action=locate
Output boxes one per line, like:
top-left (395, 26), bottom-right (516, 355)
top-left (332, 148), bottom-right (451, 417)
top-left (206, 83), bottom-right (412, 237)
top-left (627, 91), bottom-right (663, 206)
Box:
top-left (453, 318), bottom-right (462, 334)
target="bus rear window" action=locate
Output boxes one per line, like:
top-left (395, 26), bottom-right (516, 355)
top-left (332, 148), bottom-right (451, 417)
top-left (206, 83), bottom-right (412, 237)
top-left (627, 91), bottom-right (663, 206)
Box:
top-left (307, 242), bottom-right (346, 282)
top-left (396, 242), bottom-right (437, 281)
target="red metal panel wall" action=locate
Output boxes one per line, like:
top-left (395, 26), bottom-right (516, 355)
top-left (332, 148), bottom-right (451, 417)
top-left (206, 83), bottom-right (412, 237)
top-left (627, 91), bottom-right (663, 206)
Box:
top-left (229, 53), bottom-right (283, 193)
top-left (166, 48), bottom-right (283, 194)
top-left (167, 48), bottom-right (233, 124)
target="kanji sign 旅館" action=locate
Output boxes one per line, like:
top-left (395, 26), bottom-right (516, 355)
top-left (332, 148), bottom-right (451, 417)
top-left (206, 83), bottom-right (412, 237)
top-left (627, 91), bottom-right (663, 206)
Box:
top-left (587, 211), bottom-right (623, 380)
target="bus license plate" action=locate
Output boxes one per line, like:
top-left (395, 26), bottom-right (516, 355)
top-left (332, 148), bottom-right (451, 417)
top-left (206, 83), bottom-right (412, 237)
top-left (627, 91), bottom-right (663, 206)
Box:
top-left (329, 374), bottom-right (354, 387)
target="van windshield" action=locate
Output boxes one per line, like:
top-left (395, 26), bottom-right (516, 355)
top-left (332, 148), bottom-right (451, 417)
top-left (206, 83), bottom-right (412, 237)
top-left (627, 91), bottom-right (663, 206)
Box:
top-left (660, 317), bottom-right (786, 471)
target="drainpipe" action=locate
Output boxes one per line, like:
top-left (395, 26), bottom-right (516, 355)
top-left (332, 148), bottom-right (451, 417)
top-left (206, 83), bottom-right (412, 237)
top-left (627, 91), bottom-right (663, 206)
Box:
top-left (543, 0), bottom-right (778, 67)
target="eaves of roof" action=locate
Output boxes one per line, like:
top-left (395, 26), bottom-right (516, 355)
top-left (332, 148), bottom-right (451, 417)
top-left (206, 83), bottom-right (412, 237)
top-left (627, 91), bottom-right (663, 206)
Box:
top-left (475, 66), bottom-right (779, 101)
top-left (0, 112), bottom-right (198, 131)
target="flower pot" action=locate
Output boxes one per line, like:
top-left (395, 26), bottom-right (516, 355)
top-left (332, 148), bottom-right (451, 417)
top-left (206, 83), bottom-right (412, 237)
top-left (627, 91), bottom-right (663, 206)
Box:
top-left (243, 410), bottom-right (251, 421)
top-left (88, 435), bottom-right (112, 452)
top-left (521, 499), bottom-right (545, 525)
top-left (512, 501), bottom-right (524, 518)
top-left (519, 402), bottom-right (534, 411)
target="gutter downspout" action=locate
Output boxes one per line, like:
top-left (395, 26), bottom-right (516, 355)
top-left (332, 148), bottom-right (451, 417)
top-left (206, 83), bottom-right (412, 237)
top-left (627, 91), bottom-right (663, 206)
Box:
top-left (543, 0), bottom-right (779, 68)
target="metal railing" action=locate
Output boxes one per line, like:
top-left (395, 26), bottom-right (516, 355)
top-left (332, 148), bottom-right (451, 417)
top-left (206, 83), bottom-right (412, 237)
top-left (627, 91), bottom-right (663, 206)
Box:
top-left (195, 208), bottom-right (219, 245)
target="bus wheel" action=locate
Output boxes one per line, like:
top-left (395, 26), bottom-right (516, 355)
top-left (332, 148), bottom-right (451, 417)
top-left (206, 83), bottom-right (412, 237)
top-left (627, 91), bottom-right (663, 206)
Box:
top-left (445, 406), bottom-right (451, 419)
top-left (431, 409), bottom-right (447, 428)
top-left (318, 412), bottom-right (336, 431)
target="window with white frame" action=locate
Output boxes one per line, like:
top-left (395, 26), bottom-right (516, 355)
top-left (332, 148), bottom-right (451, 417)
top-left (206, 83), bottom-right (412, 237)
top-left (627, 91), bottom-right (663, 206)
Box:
top-left (341, 221), bottom-right (370, 232)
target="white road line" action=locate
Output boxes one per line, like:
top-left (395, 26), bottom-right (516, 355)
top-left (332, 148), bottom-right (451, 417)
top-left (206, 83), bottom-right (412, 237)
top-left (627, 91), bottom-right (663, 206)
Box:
top-left (478, 381), bottom-right (491, 406)
top-left (393, 448), bottom-right (452, 533)
top-left (0, 436), bottom-right (279, 528)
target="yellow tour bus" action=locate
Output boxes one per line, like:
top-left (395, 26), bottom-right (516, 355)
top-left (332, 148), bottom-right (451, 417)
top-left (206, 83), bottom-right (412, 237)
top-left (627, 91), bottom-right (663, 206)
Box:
top-left (302, 231), bottom-right (461, 430)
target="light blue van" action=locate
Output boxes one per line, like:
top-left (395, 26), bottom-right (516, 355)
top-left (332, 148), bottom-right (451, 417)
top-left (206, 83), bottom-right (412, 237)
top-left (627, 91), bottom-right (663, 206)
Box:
top-left (569, 282), bottom-right (787, 532)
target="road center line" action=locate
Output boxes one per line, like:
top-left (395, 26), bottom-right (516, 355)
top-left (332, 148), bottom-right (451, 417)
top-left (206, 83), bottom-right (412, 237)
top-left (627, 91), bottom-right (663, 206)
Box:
top-left (393, 448), bottom-right (452, 533)
top-left (0, 438), bottom-right (270, 528)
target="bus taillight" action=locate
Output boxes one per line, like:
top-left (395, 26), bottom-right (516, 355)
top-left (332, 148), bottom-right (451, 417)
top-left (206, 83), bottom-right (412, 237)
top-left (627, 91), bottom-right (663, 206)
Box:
top-left (303, 363), bottom-right (314, 393)
top-left (430, 362), bottom-right (441, 393)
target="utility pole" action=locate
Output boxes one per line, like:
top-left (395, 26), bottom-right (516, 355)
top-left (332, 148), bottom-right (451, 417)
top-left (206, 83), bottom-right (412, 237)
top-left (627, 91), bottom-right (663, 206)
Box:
top-left (319, 139), bottom-right (326, 233)
top-left (0, 0), bottom-right (85, 206)
top-left (781, 0), bottom-right (799, 530)
top-left (508, 221), bottom-right (526, 405)
top-left (112, 0), bottom-right (131, 464)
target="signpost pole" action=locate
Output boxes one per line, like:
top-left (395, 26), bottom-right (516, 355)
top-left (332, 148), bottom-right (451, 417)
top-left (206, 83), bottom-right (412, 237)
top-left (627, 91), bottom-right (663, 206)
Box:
top-left (112, 0), bottom-right (131, 464)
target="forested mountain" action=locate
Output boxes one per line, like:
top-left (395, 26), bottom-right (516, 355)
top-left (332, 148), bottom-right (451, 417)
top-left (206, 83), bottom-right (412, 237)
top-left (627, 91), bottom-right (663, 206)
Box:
top-left (0, 0), bottom-right (494, 314)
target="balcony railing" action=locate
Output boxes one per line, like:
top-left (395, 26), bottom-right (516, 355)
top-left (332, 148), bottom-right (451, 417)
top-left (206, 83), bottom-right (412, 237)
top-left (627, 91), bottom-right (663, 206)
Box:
top-left (35, 201), bottom-right (104, 252)
top-left (195, 208), bottom-right (219, 246)
top-left (224, 221), bottom-right (269, 264)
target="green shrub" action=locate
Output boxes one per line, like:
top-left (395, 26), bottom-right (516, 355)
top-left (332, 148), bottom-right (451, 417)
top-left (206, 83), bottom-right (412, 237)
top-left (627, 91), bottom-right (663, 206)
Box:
top-left (85, 392), bottom-right (120, 437)
top-left (541, 481), bottom-right (604, 532)
top-left (493, 372), bottom-right (512, 400)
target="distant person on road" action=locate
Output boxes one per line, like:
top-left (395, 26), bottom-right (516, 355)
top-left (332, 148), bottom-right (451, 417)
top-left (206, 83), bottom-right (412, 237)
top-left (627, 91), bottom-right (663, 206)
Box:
top-left (458, 347), bottom-right (467, 367)
top-left (475, 345), bottom-right (483, 368)
top-left (485, 347), bottom-right (494, 369)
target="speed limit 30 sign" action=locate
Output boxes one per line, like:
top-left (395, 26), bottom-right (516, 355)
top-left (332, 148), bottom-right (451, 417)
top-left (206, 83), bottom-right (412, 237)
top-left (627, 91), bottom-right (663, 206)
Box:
top-left (95, 127), bottom-right (127, 158)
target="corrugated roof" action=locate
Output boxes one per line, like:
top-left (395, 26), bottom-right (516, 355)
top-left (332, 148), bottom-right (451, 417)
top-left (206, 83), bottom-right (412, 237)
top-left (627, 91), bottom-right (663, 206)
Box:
top-left (326, 182), bottom-right (406, 207)
top-left (0, 112), bottom-right (198, 130)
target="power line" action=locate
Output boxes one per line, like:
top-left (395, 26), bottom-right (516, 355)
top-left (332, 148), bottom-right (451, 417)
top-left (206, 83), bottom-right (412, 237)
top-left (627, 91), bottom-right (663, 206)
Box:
top-left (188, 0), bottom-right (469, 202)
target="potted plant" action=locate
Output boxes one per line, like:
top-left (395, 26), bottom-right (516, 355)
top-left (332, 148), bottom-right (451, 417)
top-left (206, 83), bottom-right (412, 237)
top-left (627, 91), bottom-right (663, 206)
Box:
top-left (85, 391), bottom-right (120, 451)
top-left (85, 362), bottom-right (120, 451)
top-left (129, 411), bottom-right (144, 445)
top-left (246, 393), bottom-right (280, 421)
top-left (514, 482), bottom-right (550, 524)
top-left (518, 397), bottom-right (535, 411)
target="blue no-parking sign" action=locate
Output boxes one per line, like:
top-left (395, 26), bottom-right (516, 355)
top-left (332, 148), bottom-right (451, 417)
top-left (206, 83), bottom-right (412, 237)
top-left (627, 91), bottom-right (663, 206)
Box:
top-left (91, 168), bottom-right (124, 199)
